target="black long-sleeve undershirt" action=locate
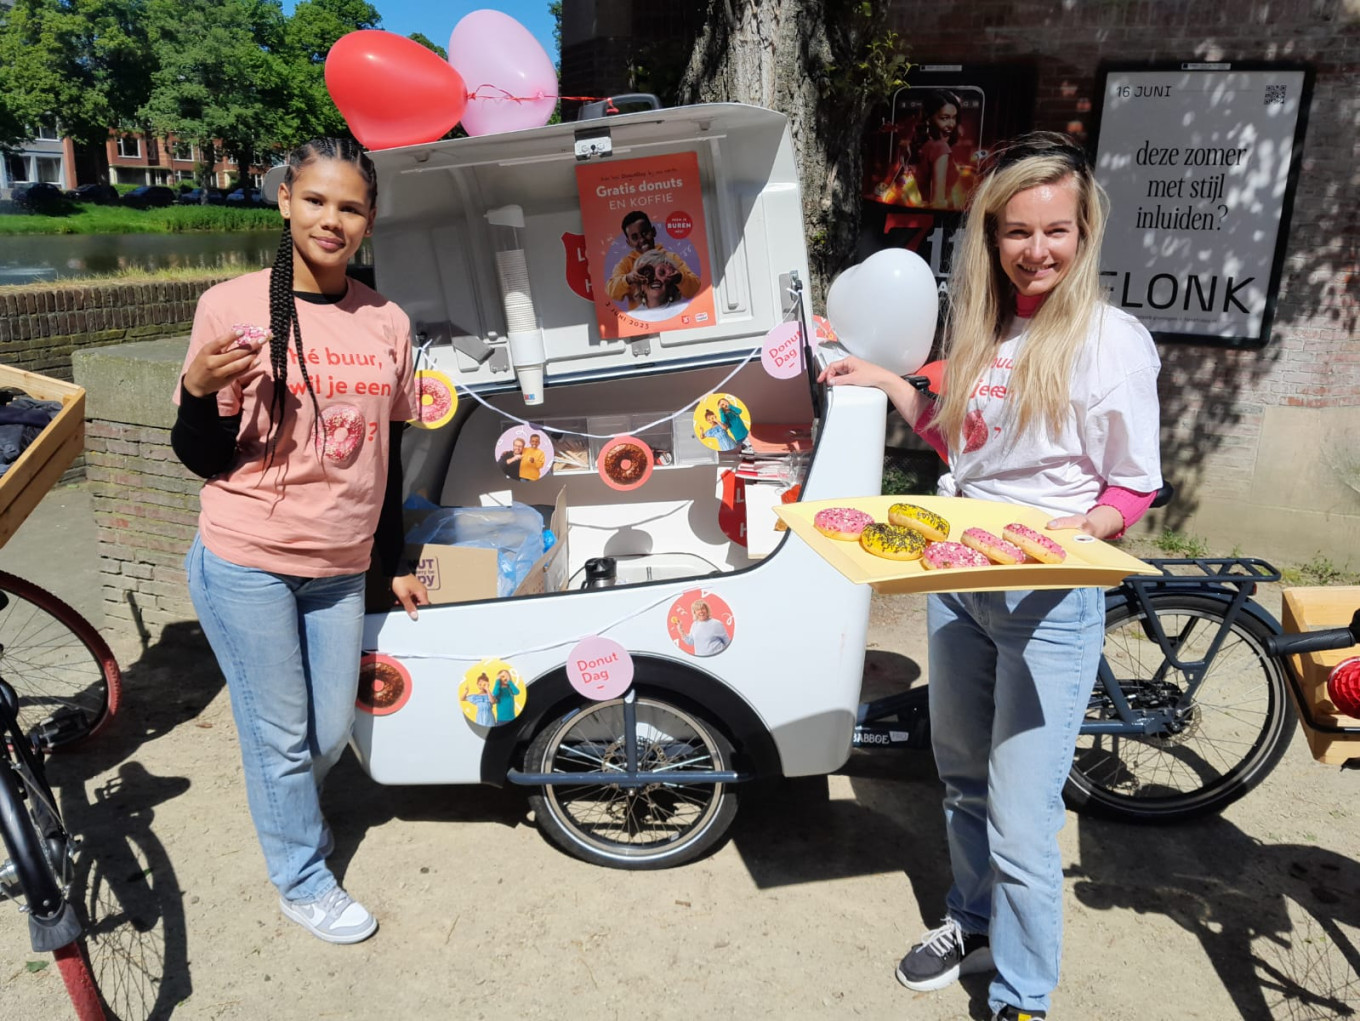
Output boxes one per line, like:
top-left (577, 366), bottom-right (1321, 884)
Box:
top-left (170, 381), bottom-right (410, 577)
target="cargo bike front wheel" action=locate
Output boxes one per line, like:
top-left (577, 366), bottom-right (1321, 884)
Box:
top-left (524, 695), bottom-right (739, 869)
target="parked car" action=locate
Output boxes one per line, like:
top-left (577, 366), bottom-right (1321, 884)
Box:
top-left (10, 182), bottom-right (67, 211)
top-left (65, 183), bottom-right (121, 204)
top-left (224, 187), bottom-right (262, 207)
top-left (178, 187), bottom-right (227, 206)
top-left (123, 185), bottom-right (177, 209)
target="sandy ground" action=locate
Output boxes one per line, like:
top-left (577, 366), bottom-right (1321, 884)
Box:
top-left (3, 483), bottom-right (1359, 1020)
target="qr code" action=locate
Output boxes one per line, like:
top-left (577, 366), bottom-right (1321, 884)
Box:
top-left (1265, 84), bottom-right (1286, 105)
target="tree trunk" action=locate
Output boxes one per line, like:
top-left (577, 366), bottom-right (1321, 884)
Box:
top-left (678, 0), bottom-right (889, 309)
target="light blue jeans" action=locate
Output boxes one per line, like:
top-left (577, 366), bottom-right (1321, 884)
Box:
top-left (185, 535), bottom-right (365, 903)
top-left (926, 586), bottom-right (1103, 1016)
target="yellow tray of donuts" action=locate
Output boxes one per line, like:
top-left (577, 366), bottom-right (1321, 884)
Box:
top-left (774, 495), bottom-right (1161, 595)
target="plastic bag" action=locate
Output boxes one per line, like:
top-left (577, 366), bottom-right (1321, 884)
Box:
top-left (406, 502), bottom-right (545, 597)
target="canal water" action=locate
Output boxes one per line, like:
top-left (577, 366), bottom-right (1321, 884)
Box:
top-left (0, 231), bottom-right (285, 285)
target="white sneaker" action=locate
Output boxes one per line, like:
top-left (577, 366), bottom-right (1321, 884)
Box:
top-left (279, 886), bottom-right (377, 944)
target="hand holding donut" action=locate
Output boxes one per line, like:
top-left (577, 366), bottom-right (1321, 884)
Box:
top-left (183, 327), bottom-right (269, 398)
top-left (391, 573), bottom-right (429, 621)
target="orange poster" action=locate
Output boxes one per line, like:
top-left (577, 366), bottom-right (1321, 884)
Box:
top-left (575, 153), bottom-right (716, 339)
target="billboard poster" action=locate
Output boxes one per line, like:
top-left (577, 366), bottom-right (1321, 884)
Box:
top-left (575, 152), bottom-right (716, 339)
top-left (1093, 63), bottom-right (1313, 347)
top-left (860, 65), bottom-right (1037, 286)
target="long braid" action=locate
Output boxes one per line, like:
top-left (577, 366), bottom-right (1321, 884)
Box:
top-left (260, 136), bottom-right (378, 466)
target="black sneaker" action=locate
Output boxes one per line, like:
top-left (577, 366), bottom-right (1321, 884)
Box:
top-left (992, 1008), bottom-right (1046, 1021)
top-left (895, 917), bottom-right (993, 991)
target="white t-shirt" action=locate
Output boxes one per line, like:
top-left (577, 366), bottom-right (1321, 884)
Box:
top-left (937, 304), bottom-right (1162, 518)
top-left (684, 618), bottom-right (731, 656)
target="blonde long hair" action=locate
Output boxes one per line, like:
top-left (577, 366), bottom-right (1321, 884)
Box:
top-left (936, 132), bottom-right (1109, 448)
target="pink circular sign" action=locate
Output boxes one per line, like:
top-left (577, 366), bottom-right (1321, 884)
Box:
top-left (761, 321), bottom-right (804, 379)
top-left (567, 637), bottom-right (634, 700)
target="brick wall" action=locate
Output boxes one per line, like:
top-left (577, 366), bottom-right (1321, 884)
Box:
top-left (84, 419), bottom-right (199, 635)
top-left (0, 278), bottom-right (224, 380)
top-left (2, 277), bottom-right (224, 483)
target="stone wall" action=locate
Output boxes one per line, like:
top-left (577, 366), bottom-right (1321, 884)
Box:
top-left (72, 338), bottom-right (200, 638)
top-left (2, 277), bottom-right (224, 485)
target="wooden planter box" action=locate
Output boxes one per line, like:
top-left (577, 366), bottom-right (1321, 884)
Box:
top-left (0, 365), bottom-right (85, 550)
top-left (1281, 585), bottom-right (1360, 765)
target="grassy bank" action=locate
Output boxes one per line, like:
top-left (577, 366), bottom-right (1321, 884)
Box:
top-left (0, 204), bottom-right (279, 235)
top-left (0, 264), bottom-right (255, 292)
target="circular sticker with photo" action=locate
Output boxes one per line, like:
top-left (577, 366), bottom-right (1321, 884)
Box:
top-left (597, 435), bottom-right (654, 491)
top-left (460, 660), bottom-right (526, 728)
top-left (355, 653), bottom-right (412, 716)
top-left (410, 369), bottom-right (458, 430)
top-left (666, 589), bottom-right (735, 658)
top-left (494, 424), bottom-right (554, 483)
top-left (693, 393), bottom-right (750, 452)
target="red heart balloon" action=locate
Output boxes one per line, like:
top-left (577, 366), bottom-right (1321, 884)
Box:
top-left (325, 30), bottom-right (468, 150)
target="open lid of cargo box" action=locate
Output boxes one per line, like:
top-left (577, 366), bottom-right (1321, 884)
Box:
top-left (364, 104), bottom-right (811, 400)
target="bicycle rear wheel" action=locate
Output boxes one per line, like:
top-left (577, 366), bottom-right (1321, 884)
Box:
top-left (0, 571), bottom-right (121, 749)
top-left (1065, 593), bottom-right (1294, 823)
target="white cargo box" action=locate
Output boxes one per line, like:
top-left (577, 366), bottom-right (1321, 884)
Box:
top-left (356, 105), bottom-right (887, 817)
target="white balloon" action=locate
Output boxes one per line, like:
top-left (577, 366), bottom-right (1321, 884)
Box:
top-left (825, 248), bottom-right (939, 375)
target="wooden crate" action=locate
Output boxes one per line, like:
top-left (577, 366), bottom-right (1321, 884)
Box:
top-left (1281, 586), bottom-right (1360, 764)
top-left (0, 364), bottom-right (85, 549)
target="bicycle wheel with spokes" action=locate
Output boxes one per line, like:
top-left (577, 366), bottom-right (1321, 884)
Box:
top-left (1065, 593), bottom-right (1294, 823)
top-left (0, 571), bottom-right (121, 749)
top-left (526, 696), bottom-right (739, 869)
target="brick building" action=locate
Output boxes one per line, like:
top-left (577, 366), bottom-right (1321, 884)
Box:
top-left (560, 0), bottom-right (1360, 558)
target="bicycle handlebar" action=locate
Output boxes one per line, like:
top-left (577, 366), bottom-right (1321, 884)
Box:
top-left (1264, 609), bottom-right (1360, 659)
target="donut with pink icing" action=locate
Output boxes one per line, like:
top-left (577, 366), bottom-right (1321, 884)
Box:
top-left (231, 322), bottom-right (270, 350)
top-left (1002, 522), bottom-right (1068, 564)
top-left (416, 375), bottom-right (452, 424)
top-left (961, 527), bottom-right (1026, 565)
top-left (320, 403), bottom-right (365, 467)
top-left (922, 541), bottom-right (991, 570)
top-left (813, 507), bottom-right (874, 541)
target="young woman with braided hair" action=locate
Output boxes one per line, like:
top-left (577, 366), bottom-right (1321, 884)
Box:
top-left (821, 132), bottom-right (1162, 1019)
top-left (171, 137), bottom-right (428, 944)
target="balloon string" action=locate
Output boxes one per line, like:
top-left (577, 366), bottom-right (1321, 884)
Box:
top-left (372, 586), bottom-right (686, 663)
top-left (466, 85), bottom-right (627, 105)
top-left (441, 285), bottom-right (806, 441)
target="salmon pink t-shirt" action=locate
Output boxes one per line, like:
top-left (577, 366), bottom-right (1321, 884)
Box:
top-left (175, 269), bottom-right (417, 577)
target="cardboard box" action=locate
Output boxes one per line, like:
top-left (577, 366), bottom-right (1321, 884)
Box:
top-left (369, 489), bottom-right (569, 611)
top-left (1281, 586), bottom-right (1360, 765)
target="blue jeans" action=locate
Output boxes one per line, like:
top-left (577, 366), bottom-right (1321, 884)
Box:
top-left (926, 587), bottom-right (1102, 1015)
top-left (185, 535), bottom-right (366, 902)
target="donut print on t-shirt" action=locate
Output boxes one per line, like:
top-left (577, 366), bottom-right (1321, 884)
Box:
top-left (320, 403), bottom-right (365, 467)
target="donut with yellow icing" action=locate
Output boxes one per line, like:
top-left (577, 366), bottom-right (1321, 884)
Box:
top-left (859, 523), bottom-right (927, 561)
top-left (813, 507), bottom-right (873, 541)
top-left (961, 527), bottom-right (1026, 565)
top-left (887, 502), bottom-right (950, 542)
top-left (922, 541), bottom-right (991, 570)
top-left (1002, 522), bottom-right (1068, 564)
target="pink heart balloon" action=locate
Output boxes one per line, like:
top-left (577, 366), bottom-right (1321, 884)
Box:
top-left (448, 10), bottom-right (559, 136)
top-left (326, 30), bottom-right (468, 150)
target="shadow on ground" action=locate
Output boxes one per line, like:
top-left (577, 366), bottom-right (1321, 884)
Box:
top-left (47, 620), bottom-right (220, 1021)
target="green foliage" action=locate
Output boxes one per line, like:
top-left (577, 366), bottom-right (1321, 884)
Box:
top-left (0, 203), bottom-right (280, 235)
top-left (1152, 528), bottom-right (1209, 558)
top-left (0, 0), bottom-right (155, 149)
top-left (408, 32), bottom-right (446, 60)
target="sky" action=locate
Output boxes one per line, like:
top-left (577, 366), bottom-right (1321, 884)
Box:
top-left (284, 2), bottom-right (559, 62)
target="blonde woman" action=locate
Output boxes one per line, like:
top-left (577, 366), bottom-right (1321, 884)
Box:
top-left (821, 132), bottom-right (1162, 1021)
